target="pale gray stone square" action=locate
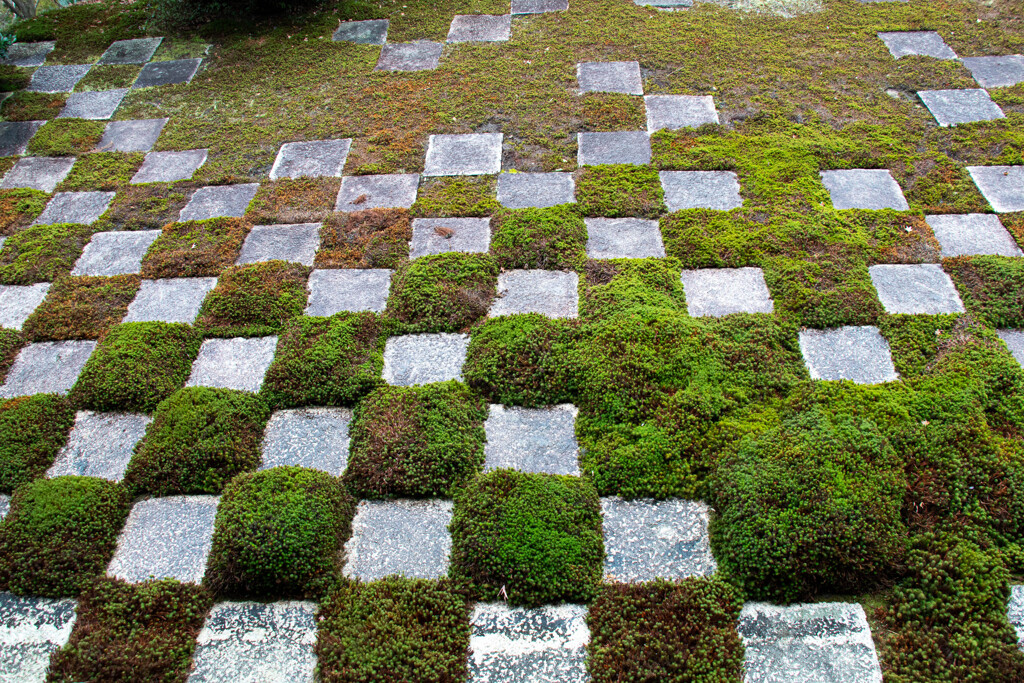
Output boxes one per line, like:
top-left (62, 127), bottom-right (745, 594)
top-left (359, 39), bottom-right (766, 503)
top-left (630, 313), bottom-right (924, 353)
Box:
top-left (601, 497), bottom-right (716, 582)
top-left (497, 172), bottom-right (574, 209)
top-left (107, 496), bottom-right (220, 584)
top-left (98, 118), bottom-right (167, 152)
top-left (26, 64), bottom-right (90, 93)
top-left (0, 283), bottom-right (49, 331)
top-left (645, 95), bottom-right (719, 132)
top-left (0, 121), bottom-right (45, 157)
top-left (679, 267), bottom-right (774, 317)
top-left (877, 31), bottom-right (956, 60)
top-left (967, 165), bottom-right (1024, 213)
top-left (511, 0), bottom-right (568, 12)
top-left (738, 602), bottom-right (883, 683)
top-left (799, 326), bottom-right (898, 384)
top-left (123, 277), bottom-right (217, 324)
top-left (484, 404), bottom-right (579, 474)
top-left (305, 268), bottom-right (392, 316)
top-left (997, 329), bottom-right (1024, 368)
top-left (97, 37), bottom-right (163, 65)
top-left (584, 217), bottom-right (664, 259)
top-left (869, 264), bottom-right (964, 314)
top-left (424, 133), bottom-right (503, 176)
top-left (375, 42), bottom-right (443, 72)
top-left (269, 139), bottom-right (351, 180)
top-left (0, 341), bottom-right (96, 398)
top-left (489, 269), bottom-right (578, 318)
top-left (134, 58), bottom-right (202, 88)
top-left (0, 157), bottom-right (76, 193)
top-left (820, 169), bottom-right (909, 210)
top-left (919, 89), bottom-right (1005, 127)
top-left (636, 0), bottom-right (694, 6)
top-left (186, 336), bottom-right (278, 393)
top-left (925, 213), bottom-right (1023, 257)
top-left (236, 223), bottom-right (320, 266)
top-left (333, 19), bottom-right (388, 44)
top-left (58, 88), bottom-right (128, 120)
top-left (577, 131), bottom-right (651, 166)
top-left (46, 411), bottom-right (152, 482)
top-left (260, 407), bottom-right (352, 476)
top-left (410, 217), bottom-right (491, 258)
top-left (2, 41), bottom-right (55, 67)
top-left (71, 229), bottom-right (160, 276)
top-left (179, 183), bottom-right (259, 221)
top-left (382, 333), bottom-right (469, 386)
top-left (0, 495), bottom-right (8, 519)
top-left (577, 61), bottom-right (643, 95)
top-left (336, 173), bottom-right (419, 210)
top-left (963, 55), bottom-right (1024, 88)
top-left (343, 499), bottom-right (453, 580)
top-left (131, 149), bottom-right (208, 184)
top-left (447, 15), bottom-right (512, 43)
top-left (35, 191), bottom-right (115, 227)
top-left (660, 170), bottom-right (742, 211)
top-left (1009, 584), bottom-right (1023, 647)
top-left (0, 593), bottom-right (77, 683)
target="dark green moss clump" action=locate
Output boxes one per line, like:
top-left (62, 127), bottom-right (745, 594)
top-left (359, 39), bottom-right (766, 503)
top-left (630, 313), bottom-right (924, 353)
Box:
top-left (0, 394), bottom-right (75, 493)
top-left (315, 209), bottom-right (411, 269)
top-left (24, 275), bottom-right (141, 342)
top-left (385, 253), bottom-right (497, 333)
top-left (489, 206), bottom-right (587, 271)
top-left (762, 253), bottom-right (883, 328)
top-left (0, 64), bottom-right (30, 92)
top-left (0, 91), bottom-right (66, 121)
top-left (0, 328), bottom-right (22, 384)
top-left (576, 165), bottom-right (666, 218)
top-left (944, 255), bottom-right (1024, 328)
top-left (141, 218), bottom-right (251, 278)
top-left (0, 189), bottom-right (49, 235)
top-left (26, 119), bottom-right (106, 157)
top-left (876, 313), bottom-right (969, 378)
top-left (196, 261), bottom-right (310, 337)
top-left (57, 152), bottom-right (145, 192)
top-left (0, 223), bottom-right (93, 285)
top-left (412, 177), bottom-right (499, 217)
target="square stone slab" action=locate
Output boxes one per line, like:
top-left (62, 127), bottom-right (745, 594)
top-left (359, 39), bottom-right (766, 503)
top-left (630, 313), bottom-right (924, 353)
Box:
top-left (409, 217), bottom-right (491, 258)
top-left (918, 89), bottom-right (1005, 127)
top-left (468, 603), bottom-right (590, 683)
top-left (577, 61), bottom-right (643, 95)
top-left (382, 333), bottom-right (469, 386)
top-left (511, 0), bottom-right (568, 11)
top-left (1009, 584), bottom-right (1024, 647)
top-left (98, 118), bottom-right (168, 153)
top-left (0, 495), bottom-right (8, 519)
top-left (0, 121), bottom-right (45, 157)
top-left (35, 191), bottom-right (115, 227)
top-left (2, 41), bottom-right (55, 67)
top-left (47, 411), bottom-right (152, 481)
top-left (962, 55), bottom-right (1024, 88)
top-left (484, 404), bottom-right (579, 474)
top-left (0, 341), bottom-right (97, 398)
top-left (925, 213), bottom-right (1023, 257)
top-left (1, 157), bottom-right (76, 193)
top-left (179, 183), bottom-right (259, 221)
top-left (584, 218), bottom-right (664, 259)
top-left (877, 31), bottom-right (956, 60)
top-left (58, 89), bottom-right (129, 120)
top-left (424, 133), bottom-right (503, 176)
top-left (305, 269), bottom-right (393, 316)
top-left (967, 165), bottom-right (1024, 213)
top-left (187, 601), bottom-right (318, 683)
top-left (738, 602), bottom-right (883, 683)
top-left (134, 58), bottom-right (202, 88)
top-left (132, 149), bottom-right (208, 184)
top-left (497, 172), bottom-right (574, 209)
top-left (123, 277), bottom-right (218, 324)
top-left (186, 336), bottom-right (278, 393)
top-left (799, 326), bottom-right (898, 384)
top-left (447, 15), bottom-right (512, 43)
top-left (998, 329), bottom-right (1024, 368)
top-left (489, 269), bottom-right (579, 318)
top-left (71, 229), bottom-right (161, 276)
top-left (375, 42), bottom-right (444, 72)
top-left (645, 95), bottom-right (720, 132)
top-left (0, 593), bottom-right (77, 683)
top-left (577, 131), bottom-right (651, 166)
top-left (107, 496), bottom-right (220, 584)
top-left (97, 37), bottom-right (163, 65)
top-left (819, 169), bottom-right (909, 210)
top-left (236, 223), bottom-right (321, 266)
top-left (0, 283), bottom-right (50, 331)
top-left (335, 173), bottom-right (419, 211)
top-left (260, 407), bottom-right (352, 476)
top-left (26, 64), bottom-right (91, 93)
top-left (333, 19), bottom-right (389, 44)
top-left (343, 499), bottom-right (453, 580)
top-left (869, 264), bottom-right (965, 314)
top-left (601, 497), bottom-right (716, 582)
top-left (660, 170), bottom-right (742, 211)
top-left (269, 139), bottom-right (351, 180)
top-left (679, 267), bottom-right (775, 317)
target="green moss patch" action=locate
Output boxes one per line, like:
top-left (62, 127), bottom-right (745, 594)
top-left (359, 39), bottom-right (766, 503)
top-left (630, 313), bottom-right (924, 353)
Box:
top-left (74, 65), bottom-right (141, 92)
top-left (141, 217), bottom-right (251, 279)
top-left (385, 252), bottom-right (497, 333)
top-left (489, 205), bottom-right (587, 271)
top-left (0, 223), bottom-right (93, 285)
top-left (0, 394), bottom-right (75, 494)
top-left (13, 2), bottom-right (151, 64)
top-left (0, 189), bottom-right (48, 236)
top-left (315, 209), bottom-right (411, 269)
top-left (246, 177), bottom-right (340, 225)
top-left (877, 313), bottom-right (970, 378)
top-left (659, 209), bottom-right (762, 270)
top-left (94, 182), bottom-right (198, 232)
top-left (26, 119), bottom-right (105, 157)
top-left (23, 275), bottom-right (141, 342)
top-left (57, 152), bottom-right (146, 192)
top-left (762, 253), bottom-right (884, 328)
top-left (0, 91), bottom-right (66, 121)
top-left (944, 255), bottom-right (1024, 328)
top-left (580, 93), bottom-right (647, 132)
top-left (576, 165), bottom-right (665, 219)
top-left (412, 177), bottom-right (500, 218)
top-left (0, 65), bottom-right (30, 92)
top-left (0, 329), bottom-right (22, 385)
top-left (196, 261), bottom-right (310, 337)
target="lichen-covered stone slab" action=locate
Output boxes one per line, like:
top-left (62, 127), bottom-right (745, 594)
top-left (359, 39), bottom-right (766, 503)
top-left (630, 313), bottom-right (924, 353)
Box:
top-left (998, 330), bottom-right (1024, 368)
top-left (123, 277), bottom-right (217, 324)
top-left (424, 133), bottom-right (503, 176)
top-left (577, 131), bottom-right (651, 166)
top-left (187, 601), bottom-right (318, 683)
top-left (0, 341), bottom-right (97, 398)
top-left (1, 157), bottom-right (76, 193)
top-left (799, 326), bottom-right (898, 384)
top-left (738, 602), bottom-right (883, 683)
top-left (868, 264), bottom-right (965, 314)
top-left (819, 169), bottom-right (909, 210)
top-left (659, 170), bottom-right (742, 211)
top-left (496, 172), bottom-right (574, 209)
top-left (335, 173), bottom-right (419, 210)
top-left (918, 89), bottom-right (1005, 127)
top-left (26, 64), bottom-right (91, 93)
top-left (107, 496), bottom-right (220, 584)
top-left (925, 213), bottom-right (1023, 257)
top-left (305, 269), bottom-right (392, 316)
top-left (679, 267), bottom-right (775, 317)
top-left (489, 269), bottom-right (579, 318)
top-left (131, 149), bottom-right (208, 184)
top-left (178, 183), bottom-right (259, 221)
top-left (644, 95), bottom-right (719, 131)
top-left (0, 283), bottom-right (50, 331)
top-left (269, 139), bottom-right (351, 180)
top-left (186, 336), bottom-right (278, 393)
top-left (585, 218), bottom-right (664, 259)
top-left (484, 404), bottom-right (579, 474)
top-left (47, 411), bottom-right (152, 482)
top-left (34, 191), bottom-right (115, 227)
top-left (512, 0), bottom-right (568, 12)
top-left (0, 593), bottom-right (77, 683)
top-left (333, 19), bottom-right (389, 44)
top-left (877, 31), bottom-right (956, 59)
top-left (382, 333), bottom-right (469, 386)
top-left (98, 118), bottom-right (168, 153)
top-left (260, 407), bottom-right (352, 476)
top-left (409, 217), bottom-right (491, 258)
top-left (2, 41), bottom-right (55, 67)
top-left (601, 497), bottom-right (716, 582)
top-left (134, 58), bottom-right (202, 88)
top-left (58, 88), bottom-right (128, 120)
top-left (343, 499), bottom-right (453, 580)
top-left (97, 37), bottom-right (163, 65)
top-left (375, 42), bottom-right (444, 72)
top-left (236, 223), bottom-right (321, 266)
top-left (447, 15), bottom-right (512, 43)
top-left (468, 603), bottom-right (590, 683)
top-left (0, 121), bottom-right (45, 157)
top-left (1009, 584), bottom-right (1024, 648)
top-left (577, 61), bottom-right (643, 95)
top-left (967, 165), bottom-right (1024, 213)
top-left (962, 55), bottom-right (1024, 88)
top-left (71, 229), bottom-right (160, 276)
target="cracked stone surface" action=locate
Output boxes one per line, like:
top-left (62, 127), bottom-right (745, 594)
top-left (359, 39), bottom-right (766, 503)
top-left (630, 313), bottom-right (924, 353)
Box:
top-left (967, 165), bottom-right (1024, 213)
top-left (799, 326), bottom-right (899, 384)
top-left (71, 229), bottom-right (160, 276)
top-left (382, 333), bottom-right (469, 386)
top-left (123, 277), bottom-right (217, 324)
top-left (1009, 585), bottom-right (1023, 648)
top-left (0, 593), bottom-right (77, 683)
top-left (236, 223), bottom-right (321, 266)
top-left (179, 183), bottom-right (259, 221)
top-left (269, 139), bottom-right (351, 180)
top-left (46, 411), bottom-right (152, 482)
top-left (820, 169), bottom-right (909, 210)
top-left (335, 173), bottom-right (419, 210)
top-left (660, 170), bottom-right (742, 211)
top-left (484, 404), bottom-right (579, 474)
top-left (26, 64), bottom-right (91, 93)
top-left (1, 157), bottom-right (76, 193)
top-left (868, 264), bottom-right (965, 314)
top-left (489, 269), bottom-right (579, 318)
top-left (0, 283), bottom-right (50, 331)
top-left (58, 88), bottom-right (128, 120)
top-left (918, 89), bottom-right (1005, 127)
top-left (497, 172), bottom-right (574, 208)
top-left (0, 341), bottom-right (96, 398)
top-left (375, 42), bottom-right (443, 71)
top-left (98, 118), bottom-right (168, 152)
top-left (305, 268), bottom-right (392, 316)
top-left (35, 191), bottom-right (115, 227)
top-left (424, 133), bottom-right (503, 176)
top-left (343, 499), bottom-right (453, 580)
top-left (98, 37), bottom-right (163, 65)
top-left (962, 54), bottom-right (1024, 88)
top-left (409, 217), bottom-right (491, 258)
top-left (2, 41), bottom-right (55, 67)
top-left (877, 31), bottom-right (956, 59)
top-left (997, 330), bottom-right (1024, 368)
top-left (447, 15), bottom-right (512, 43)
top-left (679, 267), bottom-right (775, 317)
top-left (512, 0), bottom-right (568, 11)
top-left (0, 121), bottom-right (45, 157)
top-left (260, 407), bottom-right (352, 476)
top-left (925, 213), bottom-right (1023, 257)
top-left (601, 498), bottom-right (717, 582)
top-left (577, 61), bottom-right (643, 95)
top-left (333, 19), bottom-right (389, 44)
top-left (645, 95), bottom-right (720, 131)
top-left (577, 131), bottom-right (651, 166)
top-left (134, 58), bottom-right (202, 87)
top-left (186, 336), bottom-right (278, 393)
top-left (585, 218), bottom-right (664, 259)
top-left (131, 149), bottom-right (208, 184)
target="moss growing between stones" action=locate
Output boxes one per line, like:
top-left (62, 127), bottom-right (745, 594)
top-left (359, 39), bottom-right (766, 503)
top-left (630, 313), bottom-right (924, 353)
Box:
top-left (0, 223), bottom-right (93, 285)
top-left (94, 183), bottom-right (198, 232)
top-left (576, 165), bottom-right (666, 219)
top-left (23, 275), bottom-right (141, 342)
top-left (489, 206), bottom-right (587, 271)
top-left (0, 65), bottom-right (30, 92)
top-left (580, 93), bottom-right (647, 132)
top-left (246, 177), bottom-right (339, 225)
top-left (944, 255), bottom-right (1024, 328)
top-left (26, 119), bottom-right (106, 157)
top-left (57, 152), bottom-right (145, 192)
top-left (0, 394), bottom-right (75, 493)
top-left (141, 217), bottom-right (251, 279)
top-left (877, 313), bottom-right (969, 379)
top-left (412, 177), bottom-right (499, 218)
top-left (73, 65), bottom-right (140, 92)
top-left (195, 261), bottom-right (310, 338)
top-left (315, 209), bottom-right (411, 269)
top-left (0, 189), bottom-right (49, 236)
top-left (762, 253), bottom-right (884, 328)
top-left (0, 91), bottom-right (66, 121)
top-left (385, 253), bottom-right (497, 333)
top-left (0, 328), bottom-right (22, 384)
top-left (659, 209), bottom-right (762, 270)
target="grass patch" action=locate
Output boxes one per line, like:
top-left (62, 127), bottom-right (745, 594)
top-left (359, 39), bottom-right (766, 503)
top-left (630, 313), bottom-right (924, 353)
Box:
top-left (26, 118), bottom-right (105, 157)
top-left (74, 65), bottom-right (140, 92)
top-left (141, 217), bottom-right (251, 278)
top-left (412, 177), bottom-right (500, 218)
top-left (0, 223), bottom-right (92, 285)
top-left (57, 152), bottom-right (145, 192)
top-left (195, 261), bottom-right (310, 337)
top-left (944, 255), bottom-right (1024, 328)
top-left (0, 394), bottom-right (74, 493)
top-left (246, 177), bottom-right (340, 225)
top-left (489, 205), bottom-right (587, 271)
top-left (0, 189), bottom-right (48, 235)
top-left (315, 209), bottom-right (411, 269)
top-left (93, 182), bottom-right (198, 231)
top-left (23, 275), bottom-right (140, 342)
top-left (580, 93), bottom-right (646, 132)
top-left (576, 165), bottom-right (665, 218)
top-left (385, 252), bottom-right (497, 333)
top-left (0, 91), bottom-right (66, 121)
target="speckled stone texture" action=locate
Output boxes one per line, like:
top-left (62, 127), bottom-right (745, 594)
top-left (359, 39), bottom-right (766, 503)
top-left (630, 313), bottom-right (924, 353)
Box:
top-left (335, 173), bottom-right (419, 210)
top-left (409, 217), bottom-right (491, 258)
top-left (660, 170), bottom-right (742, 211)
top-left (468, 603), bottom-right (590, 683)
top-left (998, 330), bottom-right (1024, 368)
top-left (134, 58), bottom-right (202, 88)
top-left (967, 165), bottom-right (1024, 213)
top-left (107, 496), bottom-right (220, 584)
top-left (0, 283), bottom-right (50, 331)
top-left (186, 336), bottom-right (278, 393)
top-left (447, 15), bottom-right (513, 43)
top-left (97, 37), bottom-right (163, 65)
top-left (484, 404), bottom-right (579, 475)
top-left (512, 0), bottom-right (568, 12)
top-left (738, 602), bottom-right (883, 683)
top-left (925, 213), bottom-right (1023, 257)
top-left (47, 411), bottom-right (152, 482)
top-left (644, 95), bottom-right (720, 131)
top-left (269, 139), bottom-right (351, 180)
top-left (0, 121), bottom-right (45, 157)
top-left (490, 270), bottom-right (578, 319)
top-left (343, 499), bottom-right (453, 580)
top-left (799, 326), bottom-right (899, 384)
top-left (382, 333), bottom-right (470, 386)
top-left (187, 601), bottom-right (318, 683)
top-left (497, 172), bottom-right (575, 208)
top-left (679, 267), bottom-right (775, 317)
top-left (1, 157), bottom-right (76, 193)
top-left (71, 229), bottom-right (160, 276)
top-left (333, 19), bottom-right (389, 44)
top-left (1009, 584), bottom-right (1024, 647)
top-left (179, 183), bottom-right (259, 221)
top-left (305, 269), bottom-right (393, 316)
top-left (26, 64), bottom-right (91, 93)
top-left (918, 89), bottom-right (1005, 127)
top-left (601, 498), bottom-right (716, 582)
top-left (2, 41), bottom-right (55, 67)
top-left (34, 191), bottom-right (115, 227)
top-left (98, 118), bottom-right (168, 153)
top-left (577, 131), bottom-right (651, 166)
top-left (0, 495), bottom-right (8, 519)
top-left (260, 407), bottom-right (352, 476)
top-left (585, 218), bottom-right (664, 259)
top-left (375, 42), bottom-right (444, 72)
top-left (0, 341), bottom-right (97, 398)
top-left (877, 31), bottom-right (956, 59)
top-left (236, 223), bottom-right (321, 266)
top-left (0, 593), bottom-right (77, 683)
top-left (424, 133), bottom-right (503, 176)
top-left (868, 264), bottom-right (965, 314)
top-left (576, 61), bottom-right (643, 95)
top-left (131, 149), bottom-right (208, 184)
top-left (123, 277), bottom-right (217, 324)
top-left (58, 88), bottom-right (129, 120)
top-left (820, 169), bottom-right (909, 210)
top-left (962, 55), bottom-right (1024, 88)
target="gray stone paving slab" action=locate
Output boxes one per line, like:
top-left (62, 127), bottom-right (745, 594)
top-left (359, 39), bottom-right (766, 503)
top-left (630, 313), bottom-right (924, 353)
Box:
top-left (489, 269), bottom-right (579, 318)
top-left (0, 283), bottom-right (49, 331)
top-left (179, 183), bottom-right (259, 221)
top-left (131, 149), bottom-right (208, 184)
top-left (343, 499), bottom-right (453, 580)
top-left (424, 133), bottom-right (503, 176)
top-left (468, 603), bottom-right (589, 683)
top-left (1010, 585), bottom-right (1023, 648)
top-left (34, 191), bottom-right (115, 227)
top-left (123, 277), bottom-right (217, 324)
top-left (877, 31), bottom-right (956, 60)
top-left (577, 61), bottom-right (643, 95)
top-left (925, 213), bottom-right (1023, 257)
top-left (997, 329), bottom-right (1024, 368)
top-left (868, 264), bottom-right (965, 314)
top-left (918, 89), bottom-right (1005, 127)
top-left (107, 496), bottom-right (220, 584)
top-left (187, 601), bottom-right (318, 683)
top-left (0, 495), bottom-right (8, 520)
top-left (304, 268), bottom-right (392, 316)
top-left (447, 15), bottom-right (512, 43)
top-left (0, 593), bottom-right (77, 683)
top-left (967, 165), bottom-right (1024, 213)
top-left (497, 172), bottom-right (574, 209)
top-left (660, 170), bottom-right (742, 211)
top-left (260, 407), bottom-right (352, 476)
top-left (236, 223), bottom-right (320, 266)
top-left (382, 333), bottom-right (469, 386)
top-left (269, 139), bottom-right (351, 180)
top-left (584, 217), bottom-right (664, 259)
top-left (577, 131), bottom-right (651, 166)
top-left (0, 341), bottom-right (96, 398)
top-left (799, 326), bottom-right (898, 384)
top-left (645, 94), bottom-right (719, 131)
top-left (738, 602), bottom-right (883, 683)
top-left (58, 88), bottom-right (128, 120)
top-left (335, 173), bottom-right (419, 210)
top-left (0, 157), bottom-right (76, 193)
top-left (2, 41), bottom-right (55, 67)
top-left (679, 267), bottom-right (774, 317)
top-left (0, 121), bottom-right (45, 157)
top-left (410, 217), bottom-right (491, 258)
top-left (134, 58), bottom-right (202, 88)
top-left (97, 37), bottom-right (163, 65)
top-left (46, 411), bottom-right (152, 482)
top-left (375, 42), bottom-right (443, 72)
top-left (70, 229), bottom-right (160, 276)
top-left (962, 55), bottom-right (1024, 88)
top-left (333, 19), bottom-right (389, 44)
top-left (634, 0), bottom-right (694, 6)
top-left (511, 0), bottom-right (568, 11)
top-left (820, 169), bottom-right (909, 210)
top-left (97, 118), bottom-right (168, 152)
top-left (601, 497), bottom-right (716, 582)
top-left (484, 404), bottom-right (578, 474)
top-left (26, 64), bottom-right (90, 93)
top-left (186, 336), bottom-right (278, 393)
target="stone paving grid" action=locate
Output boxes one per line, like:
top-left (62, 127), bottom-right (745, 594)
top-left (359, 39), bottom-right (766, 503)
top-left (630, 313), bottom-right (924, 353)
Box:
top-left (447, 15), bottom-right (512, 43)
top-left (134, 58), bottom-right (203, 88)
top-left (799, 326), bottom-right (899, 384)
top-left (236, 223), bottom-right (321, 266)
top-left (409, 217), bottom-right (491, 258)
top-left (0, 593), bottom-right (77, 683)
top-left (925, 213), bottom-right (1023, 257)
top-left (1, 157), bottom-right (76, 193)
top-left (2, 41), bottom-right (55, 67)
top-left (0, 283), bottom-right (50, 331)
top-left (0, 121), bottom-right (45, 157)
top-left (269, 139), bottom-right (351, 180)
top-left (186, 336), bottom-right (279, 393)
top-left (645, 95), bottom-right (720, 131)
top-left (963, 55), bottom-right (1024, 88)
top-left (585, 218), bottom-right (665, 259)
top-left (1010, 585), bottom-right (1024, 647)
top-left (868, 264), bottom-right (965, 315)
top-left (484, 404), bottom-right (580, 474)
top-left (179, 183), bottom-right (259, 221)
top-left (918, 89), bottom-right (1005, 127)
top-left (98, 118), bottom-right (168, 153)
top-left (336, 173), bottom-right (419, 210)
top-left (496, 171), bottom-right (575, 208)
top-left (333, 19), bottom-right (389, 44)
top-left (578, 131), bottom-right (652, 166)
top-left (382, 333), bottom-right (470, 386)
top-left (71, 229), bottom-right (161, 276)
top-left (424, 133), bottom-right (503, 176)
top-left (132, 149), bottom-right (208, 184)
top-left (97, 37), bottom-right (163, 65)
top-left (58, 88), bottom-right (129, 120)
top-left (375, 41), bottom-right (444, 71)
top-left (260, 407), bottom-right (352, 476)
top-left (998, 329), bottom-right (1024, 368)
top-left (343, 499), bottom-right (454, 580)
top-left (26, 64), bottom-right (91, 93)
top-left (305, 268), bottom-right (393, 316)
top-left (660, 170), bottom-right (743, 211)
top-left (679, 267), bottom-right (775, 317)
top-left (577, 61), bottom-right (643, 95)
top-left (0, 341), bottom-right (97, 398)
top-left (967, 165), bottom-right (1024, 213)
top-left (490, 269), bottom-right (579, 319)
top-left (820, 169), bottom-right (909, 210)
top-left (35, 191), bottom-right (115, 227)
top-left (47, 411), bottom-right (152, 481)
top-left (877, 31), bottom-right (957, 59)
top-left (123, 277), bottom-right (218, 324)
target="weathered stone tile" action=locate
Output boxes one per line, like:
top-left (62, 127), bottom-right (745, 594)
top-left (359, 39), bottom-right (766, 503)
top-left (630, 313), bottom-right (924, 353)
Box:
top-left (584, 217), bottom-right (664, 259)
top-left (70, 229), bottom-right (160, 276)
top-left (997, 329), bottom-right (1024, 368)
top-left (34, 191), bottom-right (115, 226)
top-left (46, 411), bottom-right (152, 482)
top-left (424, 133), bottom-right (503, 176)
top-left (447, 15), bottom-right (512, 43)
top-left (0, 121), bottom-right (45, 157)
top-left (0, 283), bottom-right (50, 331)
top-left (644, 94), bottom-right (719, 131)
top-left (333, 19), bottom-right (389, 44)
top-left (0, 495), bottom-right (8, 519)
top-left (820, 169), bottom-right (909, 210)
top-left (0, 341), bottom-right (97, 398)
top-left (305, 268), bottom-right (392, 316)
top-left (97, 37), bottom-right (163, 65)
top-left (962, 55), bottom-right (1024, 88)
top-left (260, 407), bottom-right (352, 476)
top-left (131, 149), bottom-right (207, 184)
top-left (269, 139), bottom-right (351, 180)
top-left (236, 223), bottom-right (320, 266)
top-left (511, 0), bottom-right (568, 12)
top-left (577, 131), bottom-right (651, 166)
top-left (877, 31), bottom-right (956, 59)
top-left (918, 89), bottom-right (1005, 127)
top-left (178, 183), bottom-right (259, 221)
top-left (133, 58), bottom-right (202, 88)
top-left (799, 326), bottom-right (898, 384)
top-left (2, 41), bottom-right (55, 67)
top-left (97, 118), bottom-right (168, 153)
top-left (1009, 584), bottom-right (1023, 648)
top-left (382, 333), bottom-right (469, 386)
top-left (0, 593), bottom-right (77, 683)
top-left (335, 173), bottom-right (419, 210)
top-left (659, 170), bottom-right (742, 211)
top-left (375, 42), bottom-right (443, 72)
top-left (343, 499), bottom-right (453, 580)
top-left (925, 213), bottom-right (1023, 257)
top-left (679, 267), bottom-right (774, 317)
top-left (489, 269), bottom-right (578, 318)
top-left (186, 336), bottom-right (278, 393)
top-left (496, 172), bottom-right (574, 209)
top-left (0, 157), bottom-right (76, 193)
top-left (58, 89), bottom-right (128, 120)
top-left (967, 165), bottom-right (1024, 213)
top-left (26, 64), bottom-right (91, 93)
top-left (123, 277), bottom-right (217, 324)
top-left (577, 61), bottom-right (643, 95)
top-left (868, 264), bottom-right (965, 314)
top-left (484, 404), bottom-right (579, 475)
top-left (409, 217), bottom-right (491, 258)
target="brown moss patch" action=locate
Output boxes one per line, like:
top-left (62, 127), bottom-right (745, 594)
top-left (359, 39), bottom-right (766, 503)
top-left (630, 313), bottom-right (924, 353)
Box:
top-left (196, 261), bottom-right (310, 337)
top-left (246, 177), bottom-right (340, 225)
top-left (141, 217), bottom-right (251, 278)
top-left (0, 189), bottom-right (49, 236)
top-left (580, 93), bottom-right (647, 132)
top-left (94, 182), bottom-right (199, 232)
top-left (23, 275), bottom-right (141, 341)
top-left (315, 209), bottom-right (411, 269)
